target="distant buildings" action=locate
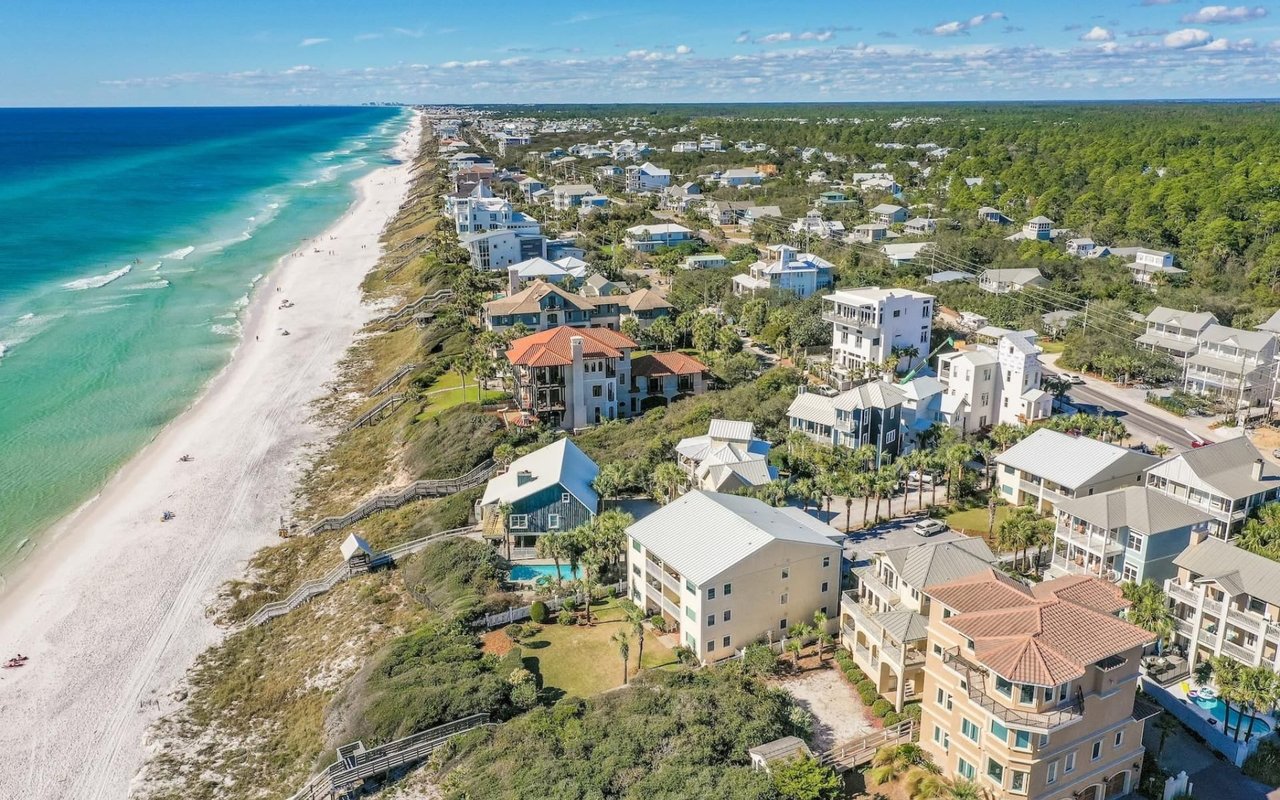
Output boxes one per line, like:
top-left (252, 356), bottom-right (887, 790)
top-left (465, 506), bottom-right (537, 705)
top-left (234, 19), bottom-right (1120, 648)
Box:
top-left (624, 161), bottom-right (671, 194)
top-left (978, 268), bottom-right (1047, 294)
top-left (732, 245), bottom-right (834, 299)
top-left (623, 223), bottom-right (693, 253)
top-left (482, 282), bottom-right (673, 334)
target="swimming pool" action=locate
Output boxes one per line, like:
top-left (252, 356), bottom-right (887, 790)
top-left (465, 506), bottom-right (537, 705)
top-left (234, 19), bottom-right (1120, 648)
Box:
top-left (508, 563), bottom-right (581, 582)
top-left (1194, 695), bottom-right (1273, 736)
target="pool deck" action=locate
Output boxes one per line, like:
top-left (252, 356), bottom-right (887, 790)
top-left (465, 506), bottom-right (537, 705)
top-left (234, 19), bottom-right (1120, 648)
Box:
top-left (1144, 677), bottom-right (1276, 767)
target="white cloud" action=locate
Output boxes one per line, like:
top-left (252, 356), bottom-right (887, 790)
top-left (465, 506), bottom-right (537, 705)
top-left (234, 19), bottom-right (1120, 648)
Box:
top-left (1080, 26), bottom-right (1115, 42)
top-left (354, 32), bottom-right (381, 42)
top-left (734, 30), bottom-right (751, 43)
top-left (1164, 28), bottom-right (1215, 48)
top-left (930, 11), bottom-right (1007, 36)
top-left (675, 44), bottom-right (692, 55)
top-left (298, 38), bottom-right (329, 47)
top-left (1181, 5), bottom-right (1268, 24)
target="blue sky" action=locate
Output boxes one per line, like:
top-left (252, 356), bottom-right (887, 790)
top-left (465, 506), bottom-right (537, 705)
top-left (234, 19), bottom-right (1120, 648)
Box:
top-left (3, 1), bottom-right (1280, 105)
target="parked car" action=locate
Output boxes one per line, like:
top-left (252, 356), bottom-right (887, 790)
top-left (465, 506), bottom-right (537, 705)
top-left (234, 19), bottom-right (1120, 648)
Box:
top-left (1062, 373), bottom-right (1085, 385)
top-left (913, 519), bottom-right (949, 537)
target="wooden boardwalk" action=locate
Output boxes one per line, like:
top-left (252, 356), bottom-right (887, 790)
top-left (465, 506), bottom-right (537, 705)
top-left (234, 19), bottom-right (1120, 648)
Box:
top-left (343, 393), bottom-right (408, 432)
top-left (304, 460), bottom-right (495, 536)
top-left (287, 714), bottom-right (493, 800)
top-left (818, 719), bottom-right (917, 773)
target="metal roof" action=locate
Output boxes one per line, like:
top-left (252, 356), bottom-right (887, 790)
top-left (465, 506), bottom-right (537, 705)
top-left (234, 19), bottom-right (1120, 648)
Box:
top-left (1056, 486), bottom-right (1213, 535)
top-left (708, 419), bottom-right (755, 441)
top-left (996, 428), bottom-right (1157, 491)
top-left (1174, 536), bottom-right (1280, 608)
top-left (626, 491), bottom-right (840, 585)
top-left (1154, 437), bottom-right (1280, 500)
top-left (481, 438), bottom-right (599, 511)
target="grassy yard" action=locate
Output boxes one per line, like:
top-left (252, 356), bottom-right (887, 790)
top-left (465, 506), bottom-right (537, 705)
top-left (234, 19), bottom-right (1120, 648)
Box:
top-left (515, 597), bottom-right (678, 697)
top-left (946, 504), bottom-right (1013, 538)
top-left (1039, 339), bottom-right (1066, 354)
top-left (416, 386), bottom-right (506, 419)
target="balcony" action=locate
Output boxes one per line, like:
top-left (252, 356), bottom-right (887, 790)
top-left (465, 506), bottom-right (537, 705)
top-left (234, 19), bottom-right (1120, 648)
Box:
top-left (646, 557), bottom-right (682, 595)
top-left (656, 592), bottom-right (680, 619)
top-left (1054, 525), bottom-right (1124, 557)
top-left (941, 647), bottom-right (1084, 732)
top-left (1221, 639), bottom-right (1258, 663)
top-left (823, 310), bottom-right (877, 328)
top-left (851, 570), bottom-right (897, 607)
top-left (1167, 582), bottom-right (1201, 607)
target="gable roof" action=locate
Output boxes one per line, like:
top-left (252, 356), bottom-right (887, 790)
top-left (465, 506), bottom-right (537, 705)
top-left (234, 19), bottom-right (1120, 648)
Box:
top-left (1145, 306), bottom-right (1217, 331)
top-left (1055, 486), bottom-right (1213, 536)
top-left (996, 428), bottom-right (1157, 490)
top-left (833, 380), bottom-right (908, 411)
top-left (621, 288), bottom-right (673, 312)
top-left (980, 268), bottom-right (1044, 284)
top-left (480, 438), bottom-right (600, 511)
top-left (1154, 436), bottom-right (1280, 499)
top-left (1257, 309), bottom-right (1280, 334)
top-left (506, 326), bottom-right (637, 367)
top-left (1200, 324), bottom-right (1275, 353)
top-left (709, 419), bottom-right (755, 442)
top-left (626, 491), bottom-right (839, 584)
top-left (1174, 536), bottom-right (1280, 607)
top-left (880, 537), bottom-right (997, 590)
top-left (484, 282), bottom-right (594, 316)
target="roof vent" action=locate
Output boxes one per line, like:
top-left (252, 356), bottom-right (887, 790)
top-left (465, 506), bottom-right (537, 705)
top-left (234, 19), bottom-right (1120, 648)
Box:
top-left (516, 470), bottom-right (535, 486)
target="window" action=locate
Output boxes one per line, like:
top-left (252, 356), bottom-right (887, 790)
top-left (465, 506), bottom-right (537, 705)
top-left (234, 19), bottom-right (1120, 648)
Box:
top-left (1092, 740), bottom-right (1102, 761)
top-left (592, 385), bottom-right (602, 398)
top-left (957, 758), bottom-right (975, 781)
top-left (1114, 731), bottom-right (1124, 748)
top-left (1127, 532), bottom-right (1144, 552)
top-left (1019, 684), bottom-right (1035, 705)
top-left (822, 556), bottom-right (830, 568)
top-left (685, 578), bottom-right (696, 594)
top-left (821, 581), bottom-right (829, 593)
top-left (779, 618), bottom-right (788, 631)
top-left (706, 640), bottom-right (715, 653)
top-left (781, 567), bottom-right (790, 579)
top-left (723, 610), bottom-right (731, 622)
top-left (966, 638), bottom-right (975, 652)
top-left (886, 430), bottom-right (896, 444)
top-left (1013, 729), bottom-right (1031, 750)
top-left (986, 758), bottom-right (1004, 785)
top-left (1047, 761), bottom-right (1058, 784)
top-left (893, 309), bottom-right (901, 318)
top-left (1010, 770), bottom-right (1027, 794)
top-left (685, 632), bottom-right (696, 650)
top-left (685, 606), bottom-right (695, 621)
top-left (547, 514), bottom-right (561, 530)
top-left (1059, 683), bottom-right (1069, 702)
top-left (990, 719), bottom-right (1009, 744)
top-left (995, 675), bottom-right (1013, 697)
top-left (508, 514), bottom-right (529, 530)
top-left (722, 635), bottom-right (730, 647)
top-left (706, 614), bottom-right (716, 627)
top-left (780, 593), bottom-right (788, 605)
top-left (631, 539), bottom-right (641, 552)
top-left (1065, 752), bottom-right (1076, 773)
top-left (961, 718), bottom-right (980, 742)
top-left (707, 587), bottom-right (716, 600)
top-left (1044, 686), bottom-right (1054, 702)
top-left (932, 643), bottom-right (943, 656)
top-left (724, 583), bottom-right (732, 596)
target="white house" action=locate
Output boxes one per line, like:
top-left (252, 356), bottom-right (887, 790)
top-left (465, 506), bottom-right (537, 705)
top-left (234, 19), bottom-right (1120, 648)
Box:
top-left (675, 419), bottom-right (777, 493)
top-left (624, 223), bottom-right (693, 253)
top-left (625, 162), bottom-right (672, 193)
top-left (626, 491), bottom-right (842, 664)
top-left (936, 329), bottom-right (1052, 431)
top-left (824, 287), bottom-right (935, 385)
top-left (978, 268), bottom-right (1047, 294)
top-left (719, 167), bottom-right (765, 188)
top-left (731, 245), bottom-right (834, 299)
top-left (551, 184), bottom-right (599, 210)
top-left (903, 218), bottom-right (938, 236)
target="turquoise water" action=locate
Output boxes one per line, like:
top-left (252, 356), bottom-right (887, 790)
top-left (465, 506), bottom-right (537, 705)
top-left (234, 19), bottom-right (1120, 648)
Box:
top-left (1195, 695), bottom-right (1273, 735)
top-left (0, 107), bottom-right (408, 571)
top-left (509, 564), bottom-right (583, 582)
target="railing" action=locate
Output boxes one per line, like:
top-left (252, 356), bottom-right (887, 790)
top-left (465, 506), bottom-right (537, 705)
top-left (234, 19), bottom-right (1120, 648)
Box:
top-left (941, 647), bottom-right (1084, 732)
top-left (646, 558), bottom-right (682, 595)
top-left (657, 592), bottom-right (680, 618)
top-left (370, 288), bottom-right (454, 326)
top-left (1221, 639), bottom-right (1258, 663)
top-left (344, 393), bottom-right (408, 432)
top-left (287, 713), bottom-right (492, 800)
top-left (467, 579), bottom-right (628, 629)
top-left (305, 460), bottom-right (495, 535)
top-left (245, 526), bottom-right (479, 627)
top-left (818, 720), bottom-right (916, 772)
top-left (368, 363), bottom-right (419, 397)
top-left (1167, 582), bottom-right (1201, 607)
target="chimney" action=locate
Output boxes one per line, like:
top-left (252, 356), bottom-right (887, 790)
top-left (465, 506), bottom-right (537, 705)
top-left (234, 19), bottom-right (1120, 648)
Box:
top-left (508, 265), bottom-right (521, 295)
top-left (516, 470), bottom-right (534, 486)
top-left (1253, 458), bottom-right (1265, 482)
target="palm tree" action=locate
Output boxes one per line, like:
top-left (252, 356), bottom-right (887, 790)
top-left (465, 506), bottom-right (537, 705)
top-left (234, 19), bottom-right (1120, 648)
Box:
top-left (651, 462), bottom-right (685, 504)
top-left (1208, 655), bottom-right (1244, 739)
top-left (868, 743), bottom-right (936, 786)
top-left (626, 605), bottom-right (646, 673)
top-left (989, 423), bottom-right (1024, 452)
top-left (787, 622), bottom-right (814, 666)
top-left (535, 530), bottom-right (566, 587)
top-left (813, 610), bottom-right (832, 662)
top-left (945, 443), bottom-right (976, 503)
top-left (1121, 580), bottom-right (1175, 650)
top-left (613, 630), bottom-right (631, 685)
top-left (1153, 712), bottom-right (1179, 760)
top-left (593, 462), bottom-right (628, 510)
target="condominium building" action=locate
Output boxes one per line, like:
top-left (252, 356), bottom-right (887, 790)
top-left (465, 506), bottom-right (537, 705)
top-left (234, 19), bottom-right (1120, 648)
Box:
top-left (731, 245), bottom-right (835, 298)
top-left (626, 491), bottom-right (842, 664)
top-left (921, 571), bottom-right (1156, 800)
top-left (996, 429), bottom-right (1156, 515)
top-left (452, 189), bottom-right (542, 237)
top-left (1183, 325), bottom-right (1277, 408)
top-left (786, 381), bottom-right (906, 467)
top-left (1136, 307), bottom-right (1217, 361)
top-left (937, 329), bottom-right (1051, 431)
top-left (840, 538), bottom-right (997, 710)
top-left (1166, 536), bottom-right (1280, 672)
top-left (1051, 486), bottom-right (1213, 585)
top-left (823, 287), bottom-right (935, 386)
top-left (1145, 437), bottom-right (1280, 539)
top-left (482, 282), bottom-right (673, 334)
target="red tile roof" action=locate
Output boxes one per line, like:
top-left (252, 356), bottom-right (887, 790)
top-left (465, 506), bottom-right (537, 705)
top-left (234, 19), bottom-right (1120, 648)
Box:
top-left (1031, 574), bottom-right (1130, 615)
top-left (632, 351), bottom-right (708, 378)
top-left (505, 325), bottom-right (637, 368)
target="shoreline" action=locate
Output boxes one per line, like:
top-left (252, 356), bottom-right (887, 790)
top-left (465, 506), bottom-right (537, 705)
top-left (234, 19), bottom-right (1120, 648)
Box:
top-left (0, 110), bottom-right (422, 800)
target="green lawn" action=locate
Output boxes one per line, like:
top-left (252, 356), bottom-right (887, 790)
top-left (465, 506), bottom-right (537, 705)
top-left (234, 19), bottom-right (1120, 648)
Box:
top-left (1040, 340), bottom-right (1066, 354)
top-left (516, 598), bottom-right (678, 697)
top-left (415, 386), bottom-right (506, 419)
top-left (425, 371), bottom-right (465, 392)
top-left (946, 504), bottom-right (1013, 538)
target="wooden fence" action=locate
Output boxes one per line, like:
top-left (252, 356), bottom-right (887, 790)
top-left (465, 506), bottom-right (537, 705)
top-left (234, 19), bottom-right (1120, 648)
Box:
top-left (468, 579), bottom-right (628, 629)
top-left (304, 460), bottom-right (495, 536)
top-left (287, 713), bottom-right (493, 800)
top-left (245, 525), bottom-right (479, 627)
top-left (817, 719), bottom-right (917, 772)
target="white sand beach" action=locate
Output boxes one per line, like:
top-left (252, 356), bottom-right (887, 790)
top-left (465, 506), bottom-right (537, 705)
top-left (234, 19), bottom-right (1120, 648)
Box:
top-left (0, 111), bottom-right (422, 800)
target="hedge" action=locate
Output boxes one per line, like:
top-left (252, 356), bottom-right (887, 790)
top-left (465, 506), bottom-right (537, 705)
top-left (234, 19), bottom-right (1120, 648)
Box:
top-left (903, 702), bottom-right (923, 722)
top-left (871, 699), bottom-right (893, 719)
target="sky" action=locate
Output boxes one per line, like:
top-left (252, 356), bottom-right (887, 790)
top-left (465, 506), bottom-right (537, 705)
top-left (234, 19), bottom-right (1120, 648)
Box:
top-left (3, 1), bottom-right (1280, 105)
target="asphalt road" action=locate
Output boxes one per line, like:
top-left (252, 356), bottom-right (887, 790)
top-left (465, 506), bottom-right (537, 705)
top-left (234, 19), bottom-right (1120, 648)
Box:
top-left (1064, 381), bottom-right (1201, 452)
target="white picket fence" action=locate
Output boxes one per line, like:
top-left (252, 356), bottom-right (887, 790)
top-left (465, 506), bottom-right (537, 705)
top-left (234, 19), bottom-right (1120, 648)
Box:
top-left (470, 579), bottom-right (628, 629)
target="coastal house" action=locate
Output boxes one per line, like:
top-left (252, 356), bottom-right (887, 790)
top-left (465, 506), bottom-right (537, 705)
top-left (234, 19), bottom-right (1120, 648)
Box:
top-left (937, 329), bottom-right (1052, 431)
top-left (718, 167), bottom-right (765, 188)
top-left (631, 351), bottom-right (709, 412)
top-left (461, 229), bottom-right (546, 271)
top-left (504, 256), bottom-right (587, 292)
top-left (842, 538), bottom-right (997, 710)
top-left (1182, 325), bottom-right (1277, 409)
top-left (739, 205), bottom-right (783, 230)
top-left (624, 162), bottom-right (671, 193)
top-left (1145, 437), bottom-right (1280, 539)
top-left (626, 491), bottom-right (842, 664)
top-left (920, 571), bottom-right (1154, 800)
top-left (816, 190), bottom-right (855, 207)
top-left (675, 419), bottom-right (776, 493)
top-left (786, 381), bottom-right (907, 468)
top-left (683, 253), bottom-right (729, 270)
top-left (731, 245), bottom-right (834, 299)
top-left (1137, 307), bottom-right (1217, 361)
top-left (977, 206), bottom-right (1012, 225)
top-left (849, 223), bottom-right (890, 244)
top-left (904, 217), bottom-right (939, 236)
top-left (483, 282), bottom-right (598, 333)
top-left (880, 242), bottom-right (933, 267)
top-left (823, 287), bottom-right (935, 385)
top-left (580, 273), bottom-right (630, 298)
top-left (1119, 248), bottom-right (1184, 287)
top-left (979, 268), bottom-right (1047, 294)
top-left (661, 182), bottom-right (702, 212)
top-left (452, 188), bottom-right (541, 237)
top-left (790, 211), bottom-right (845, 240)
top-left (623, 223), bottom-right (693, 253)
top-left (996, 429), bottom-right (1157, 515)
top-left (1051, 486), bottom-right (1214, 585)
top-left (479, 438), bottom-right (599, 559)
top-left (705, 200), bottom-right (758, 226)
top-left (551, 184), bottom-right (599, 210)
top-left (505, 326), bottom-right (637, 429)
top-left (870, 203), bottom-right (908, 225)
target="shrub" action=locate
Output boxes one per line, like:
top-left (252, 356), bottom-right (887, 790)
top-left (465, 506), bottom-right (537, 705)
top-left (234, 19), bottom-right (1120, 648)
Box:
top-left (742, 642), bottom-right (780, 677)
top-left (1244, 739), bottom-right (1280, 787)
top-left (648, 614), bottom-right (669, 633)
top-left (505, 623), bottom-right (539, 643)
top-left (858, 685), bottom-right (878, 706)
top-left (882, 711), bottom-right (902, 728)
top-left (509, 680), bottom-right (539, 711)
top-left (673, 646), bottom-right (700, 666)
top-left (902, 702), bottom-right (923, 722)
top-left (847, 666), bottom-right (866, 684)
top-left (833, 649), bottom-right (854, 671)
top-left (557, 608), bottom-right (573, 626)
top-left (529, 600), bottom-right (548, 624)
top-left (871, 699), bottom-right (893, 719)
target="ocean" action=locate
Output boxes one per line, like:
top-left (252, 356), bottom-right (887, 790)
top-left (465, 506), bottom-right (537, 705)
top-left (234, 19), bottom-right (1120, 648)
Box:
top-left (0, 106), bottom-right (407, 571)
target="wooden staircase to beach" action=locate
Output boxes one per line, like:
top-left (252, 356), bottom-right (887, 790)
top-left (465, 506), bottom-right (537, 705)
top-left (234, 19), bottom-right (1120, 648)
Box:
top-left (304, 460), bottom-right (495, 536)
top-left (286, 714), bottom-right (494, 800)
top-left (344, 393), bottom-right (408, 432)
top-left (369, 288), bottom-right (453, 326)
top-left (817, 719), bottom-right (917, 773)
top-left (368, 363), bottom-right (419, 397)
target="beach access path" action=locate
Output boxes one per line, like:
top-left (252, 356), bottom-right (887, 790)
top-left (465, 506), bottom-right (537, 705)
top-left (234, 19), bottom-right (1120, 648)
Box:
top-left (0, 111), bottom-right (423, 800)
